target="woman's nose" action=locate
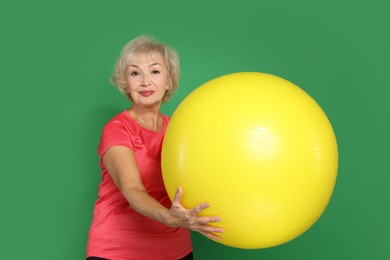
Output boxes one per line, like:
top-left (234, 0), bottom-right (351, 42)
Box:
top-left (141, 76), bottom-right (151, 87)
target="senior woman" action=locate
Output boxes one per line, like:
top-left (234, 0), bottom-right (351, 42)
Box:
top-left (86, 36), bottom-right (223, 260)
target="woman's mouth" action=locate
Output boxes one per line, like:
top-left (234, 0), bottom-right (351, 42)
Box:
top-left (139, 91), bottom-right (155, 97)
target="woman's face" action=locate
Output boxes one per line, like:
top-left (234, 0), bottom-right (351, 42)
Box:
top-left (124, 53), bottom-right (170, 107)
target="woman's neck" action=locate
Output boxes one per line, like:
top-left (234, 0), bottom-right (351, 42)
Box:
top-left (128, 104), bottom-right (163, 132)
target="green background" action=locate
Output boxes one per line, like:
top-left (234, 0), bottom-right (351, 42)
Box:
top-left (1, 0), bottom-right (389, 259)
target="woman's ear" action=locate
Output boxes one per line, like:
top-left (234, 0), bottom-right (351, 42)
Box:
top-left (120, 76), bottom-right (127, 86)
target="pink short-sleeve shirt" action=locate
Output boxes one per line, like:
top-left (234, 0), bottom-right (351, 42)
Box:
top-left (86, 110), bottom-right (192, 260)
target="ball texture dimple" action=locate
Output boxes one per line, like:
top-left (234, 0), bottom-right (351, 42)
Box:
top-left (162, 72), bottom-right (338, 249)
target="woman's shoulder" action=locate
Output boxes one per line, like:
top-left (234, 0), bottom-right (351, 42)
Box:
top-left (162, 113), bottom-right (170, 121)
top-left (101, 110), bottom-right (131, 131)
top-left (105, 110), bottom-right (129, 124)
top-left (104, 110), bottom-right (170, 134)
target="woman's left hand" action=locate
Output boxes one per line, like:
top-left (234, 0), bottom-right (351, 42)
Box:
top-left (166, 187), bottom-right (224, 240)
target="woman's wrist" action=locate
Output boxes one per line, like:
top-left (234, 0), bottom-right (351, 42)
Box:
top-left (162, 209), bottom-right (177, 227)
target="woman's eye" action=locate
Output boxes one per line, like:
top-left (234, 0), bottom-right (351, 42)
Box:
top-left (151, 70), bottom-right (160, 74)
top-left (130, 71), bottom-right (140, 76)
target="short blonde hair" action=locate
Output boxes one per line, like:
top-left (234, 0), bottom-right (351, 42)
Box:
top-left (111, 35), bottom-right (180, 102)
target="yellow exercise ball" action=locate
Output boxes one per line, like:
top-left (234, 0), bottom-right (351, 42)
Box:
top-left (162, 72), bottom-right (338, 249)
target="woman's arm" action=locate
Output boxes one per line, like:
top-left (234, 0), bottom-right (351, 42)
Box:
top-left (102, 145), bottom-right (224, 240)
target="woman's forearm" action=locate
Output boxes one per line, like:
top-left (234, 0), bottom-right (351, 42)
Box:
top-left (121, 186), bottom-right (173, 226)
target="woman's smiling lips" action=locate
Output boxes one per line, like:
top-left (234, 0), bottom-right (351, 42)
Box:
top-left (139, 91), bottom-right (155, 97)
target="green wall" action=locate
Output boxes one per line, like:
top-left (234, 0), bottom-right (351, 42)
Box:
top-left (1, 0), bottom-right (389, 259)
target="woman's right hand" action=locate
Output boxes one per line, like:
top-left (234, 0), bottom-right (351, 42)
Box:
top-left (166, 187), bottom-right (224, 240)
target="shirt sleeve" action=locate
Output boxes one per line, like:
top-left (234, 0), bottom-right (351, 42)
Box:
top-left (97, 120), bottom-right (134, 162)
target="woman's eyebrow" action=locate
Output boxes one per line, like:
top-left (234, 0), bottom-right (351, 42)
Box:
top-left (128, 62), bottom-right (162, 68)
top-left (149, 62), bottom-right (162, 67)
